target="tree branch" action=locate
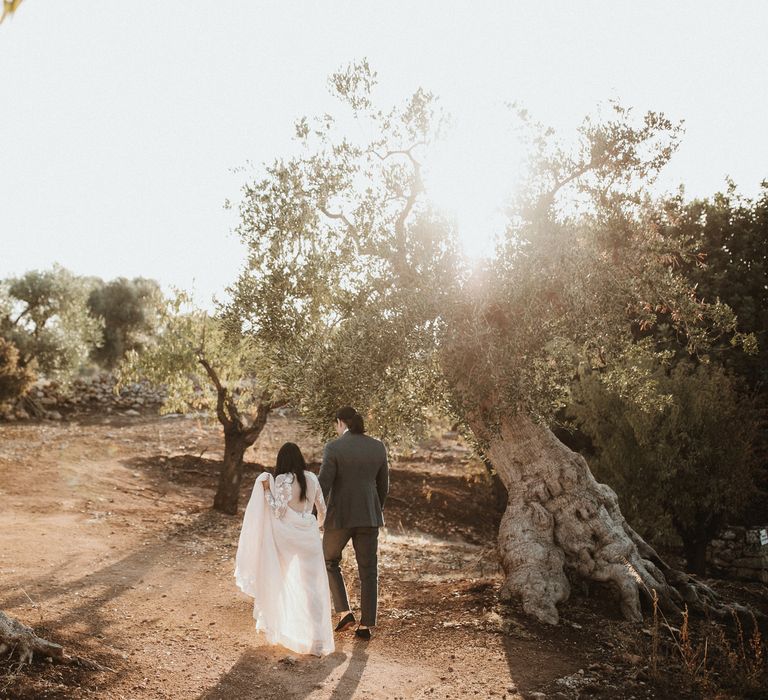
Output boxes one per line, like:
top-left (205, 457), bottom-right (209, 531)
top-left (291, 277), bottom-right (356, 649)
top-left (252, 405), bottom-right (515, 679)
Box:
top-left (11, 305), bottom-right (30, 327)
top-left (371, 141), bottom-right (426, 167)
top-left (544, 159), bottom-right (596, 204)
top-left (317, 200), bottom-right (367, 258)
top-left (317, 205), bottom-right (355, 231)
top-left (197, 354), bottom-right (233, 430)
top-left (243, 401), bottom-right (270, 443)
top-left (392, 159), bottom-right (423, 281)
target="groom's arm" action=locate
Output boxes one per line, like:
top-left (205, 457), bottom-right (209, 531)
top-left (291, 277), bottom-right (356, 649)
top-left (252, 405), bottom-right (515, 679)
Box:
top-left (376, 445), bottom-right (389, 509)
top-left (318, 443), bottom-right (336, 503)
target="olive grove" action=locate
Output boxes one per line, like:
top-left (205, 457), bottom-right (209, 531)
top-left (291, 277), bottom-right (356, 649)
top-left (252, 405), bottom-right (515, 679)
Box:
top-left (222, 62), bottom-right (756, 625)
top-left (117, 292), bottom-right (286, 514)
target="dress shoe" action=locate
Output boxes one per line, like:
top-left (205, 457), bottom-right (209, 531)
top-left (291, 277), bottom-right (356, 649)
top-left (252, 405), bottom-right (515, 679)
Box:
top-left (354, 626), bottom-right (372, 641)
top-left (334, 612), bottom-right (355, 632)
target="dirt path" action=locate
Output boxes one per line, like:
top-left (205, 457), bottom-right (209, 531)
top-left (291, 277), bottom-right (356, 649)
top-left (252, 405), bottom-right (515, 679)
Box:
top-left (1, 415), bottom-right (649, 699)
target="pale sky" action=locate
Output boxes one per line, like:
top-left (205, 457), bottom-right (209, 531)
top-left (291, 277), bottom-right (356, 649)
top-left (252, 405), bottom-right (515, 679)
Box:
top-left (2, 1), bottom-right (767, 308)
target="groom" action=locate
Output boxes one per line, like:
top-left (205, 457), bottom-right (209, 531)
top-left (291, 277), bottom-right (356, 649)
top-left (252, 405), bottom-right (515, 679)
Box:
top-left (319, 406), bottom-right (389, 640)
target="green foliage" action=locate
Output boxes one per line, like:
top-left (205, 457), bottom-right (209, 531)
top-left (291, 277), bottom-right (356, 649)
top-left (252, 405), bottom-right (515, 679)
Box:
top-left (224, 62), bottom-right (746, 447)
top-left (659, 182), bottom-right (767, 386)
top-left (88, 277), bottom-right (163, 368)
top-left (118, 291), bottom-right (269, 417)
top-left (442, 102), bottom-right (746, 431)
top-left (568, 361), bottom-right (761, 556)
top-left (0, 336), bottom-right (35, 403)
top-left (223, 61), bottom-right (458, 441)
top-left (0, 265), bottom-right (102, 382)
top-left (649, 184), bottom-right (768, 521)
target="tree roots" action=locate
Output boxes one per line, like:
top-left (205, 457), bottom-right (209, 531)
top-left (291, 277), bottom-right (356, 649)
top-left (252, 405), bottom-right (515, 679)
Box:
top-left (480, 414), bottom-right (766, 628)
top-left (0, 611), bottom-right (113, 672)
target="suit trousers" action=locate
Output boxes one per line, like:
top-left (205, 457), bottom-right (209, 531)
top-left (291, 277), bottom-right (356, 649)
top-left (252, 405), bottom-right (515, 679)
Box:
top-left (322, 526), bottom-right (379, 627)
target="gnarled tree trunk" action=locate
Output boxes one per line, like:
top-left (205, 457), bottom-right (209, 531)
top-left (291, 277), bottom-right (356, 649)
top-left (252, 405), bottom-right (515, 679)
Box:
top-left (212, 411), bottom-right (269, 515)
top-left (212, 430), bottom-right (251, 515)
top-left (0, 610), bottom-right (109, 670)
top-left (198, 355), bottom-right (281, 516)
top-left (0, 611), bottom-right (64, 665)
top-left (472, 413), bottom-right (720, 625)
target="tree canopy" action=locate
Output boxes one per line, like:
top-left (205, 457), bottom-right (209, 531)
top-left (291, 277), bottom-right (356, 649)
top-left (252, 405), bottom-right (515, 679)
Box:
top-left (88, 276), bottom-right (163, 369)
top-left (223, 61), bottom-right (752, 446)
top-left (218, 63), bottom-right (760, 624)
top-left (0, 265), bottom-right (102, 382)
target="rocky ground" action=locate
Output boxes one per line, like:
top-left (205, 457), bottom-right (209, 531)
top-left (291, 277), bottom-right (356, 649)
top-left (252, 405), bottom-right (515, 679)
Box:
top-left (1, 413), bottom-right (766, 699)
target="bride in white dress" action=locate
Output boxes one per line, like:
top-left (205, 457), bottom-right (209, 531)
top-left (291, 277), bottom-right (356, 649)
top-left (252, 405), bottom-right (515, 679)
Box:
top-left (235, 442), bottom-right (334, 656)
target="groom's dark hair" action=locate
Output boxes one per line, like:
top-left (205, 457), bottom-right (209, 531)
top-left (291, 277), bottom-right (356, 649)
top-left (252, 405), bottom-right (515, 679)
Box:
top-left (275, 442), bottom-right (308, 501)
top-left (336, 406), bottom-right (365, 434)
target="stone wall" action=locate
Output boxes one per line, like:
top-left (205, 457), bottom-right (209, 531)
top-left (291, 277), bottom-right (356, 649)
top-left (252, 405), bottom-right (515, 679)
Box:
top-left (707, 525), bottom-right (768, 584)
top-left (0, 373), bottom-right (166, 421)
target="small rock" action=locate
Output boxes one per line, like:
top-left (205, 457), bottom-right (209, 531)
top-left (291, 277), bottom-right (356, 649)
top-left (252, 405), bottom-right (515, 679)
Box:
top-left (621, 652), bottom-right (644, 665)
top-left (279, 655), bottom-right (298, 666)
top-left (124, 409), bottom-right (141, 417)
top-left (588, 662), bottom-right (614, 673)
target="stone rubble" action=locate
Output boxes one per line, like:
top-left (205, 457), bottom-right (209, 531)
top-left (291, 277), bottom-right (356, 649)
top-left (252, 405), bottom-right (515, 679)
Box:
top-left (0, 373), bottom-right (166, 422)
top-left (708, 525), bottom-right (768, 584)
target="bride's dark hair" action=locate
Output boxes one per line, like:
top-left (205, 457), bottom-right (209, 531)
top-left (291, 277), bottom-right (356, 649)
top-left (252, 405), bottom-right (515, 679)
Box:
top-left (275, 442), bottom-right (307, 501)
top-left (335, 406), bottom-right (365, 434)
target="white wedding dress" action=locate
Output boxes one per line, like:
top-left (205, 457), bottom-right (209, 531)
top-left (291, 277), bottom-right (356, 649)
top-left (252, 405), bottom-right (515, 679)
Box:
top-left (235, 470), bottom-right (334, 656)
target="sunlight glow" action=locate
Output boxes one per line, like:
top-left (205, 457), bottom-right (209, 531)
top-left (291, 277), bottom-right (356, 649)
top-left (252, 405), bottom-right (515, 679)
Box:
top-left (422, 105), bottom-right (524, 260)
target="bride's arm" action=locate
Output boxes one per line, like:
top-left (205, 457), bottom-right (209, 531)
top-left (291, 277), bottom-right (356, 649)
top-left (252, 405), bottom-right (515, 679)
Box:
top-left (312, 474), bottom-right (327, 528)
top-left (264, 474), bottom-right (290, 519)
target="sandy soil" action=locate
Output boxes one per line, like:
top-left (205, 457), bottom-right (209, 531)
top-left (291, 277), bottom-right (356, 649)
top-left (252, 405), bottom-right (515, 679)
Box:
top-left (1, 413), bottom-right (762, 699)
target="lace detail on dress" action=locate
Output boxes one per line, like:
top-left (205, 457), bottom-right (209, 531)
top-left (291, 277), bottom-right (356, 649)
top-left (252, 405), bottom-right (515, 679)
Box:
top-left (311, 473), bottom-right (327, 528)
top-left (264, 474), bottom-right (293, 519)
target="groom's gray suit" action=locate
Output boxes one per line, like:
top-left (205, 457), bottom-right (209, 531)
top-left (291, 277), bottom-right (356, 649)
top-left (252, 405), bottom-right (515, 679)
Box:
top-left (319, 430), bottom-right (389, 627)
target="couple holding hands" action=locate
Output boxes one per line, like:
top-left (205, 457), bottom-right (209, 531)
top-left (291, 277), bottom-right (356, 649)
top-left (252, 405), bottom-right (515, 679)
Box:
top-left (235, 406), bottom-right (389, 656)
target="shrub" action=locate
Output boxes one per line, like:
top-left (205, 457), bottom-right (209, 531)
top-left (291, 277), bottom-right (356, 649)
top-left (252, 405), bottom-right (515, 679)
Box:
top-left (569, 361), bottom-right (761, 574)
top-left (0, 337), bottom-right (35, 404)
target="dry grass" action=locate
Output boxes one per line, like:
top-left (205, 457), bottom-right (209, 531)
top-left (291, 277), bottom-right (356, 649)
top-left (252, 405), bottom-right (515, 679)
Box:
top-left (645, 593), bottom-right (767, 697)
top-left (621, 559), bottom-right (767, 697)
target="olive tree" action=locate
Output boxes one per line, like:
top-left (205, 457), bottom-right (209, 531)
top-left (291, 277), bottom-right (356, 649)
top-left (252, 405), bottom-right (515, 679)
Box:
top-left (117, 292), bottom-right (284, 514)
top-left (224, 62), bottom-right (753, 625)
top-left (0, 266), bottom-right (102, 382)
top-left (88, 276), bottom-right (163, 368)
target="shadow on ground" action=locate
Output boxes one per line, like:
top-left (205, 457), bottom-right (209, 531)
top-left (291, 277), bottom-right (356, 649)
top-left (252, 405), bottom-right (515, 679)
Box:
top-left (196, 644), bottom-right (370, 700)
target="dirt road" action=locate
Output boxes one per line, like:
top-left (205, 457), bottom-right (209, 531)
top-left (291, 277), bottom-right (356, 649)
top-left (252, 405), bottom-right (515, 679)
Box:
top-left (1, 414), bottom-right (646, 699)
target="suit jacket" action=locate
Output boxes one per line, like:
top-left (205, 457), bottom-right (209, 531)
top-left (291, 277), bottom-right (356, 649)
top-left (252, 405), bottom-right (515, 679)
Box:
top-left (318, 431), bottom-right (389, 529)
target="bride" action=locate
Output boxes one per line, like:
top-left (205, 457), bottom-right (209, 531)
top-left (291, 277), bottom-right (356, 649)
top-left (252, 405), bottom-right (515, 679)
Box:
top-left (235, 442), bottom-right (334, 656)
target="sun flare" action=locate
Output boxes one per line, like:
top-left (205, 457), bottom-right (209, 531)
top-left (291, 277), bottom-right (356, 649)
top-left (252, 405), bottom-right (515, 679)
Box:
top-left (422, 106), bottom-right (523, 260)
